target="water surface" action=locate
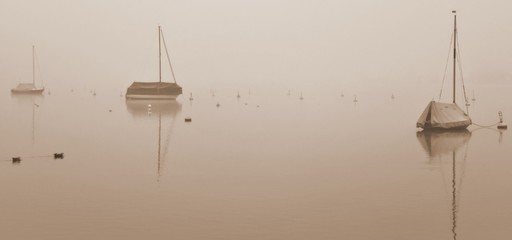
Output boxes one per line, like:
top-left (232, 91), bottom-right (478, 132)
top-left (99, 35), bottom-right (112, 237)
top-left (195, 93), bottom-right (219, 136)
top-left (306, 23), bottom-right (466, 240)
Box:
top-left (1, 83), bottom-right (512, 240)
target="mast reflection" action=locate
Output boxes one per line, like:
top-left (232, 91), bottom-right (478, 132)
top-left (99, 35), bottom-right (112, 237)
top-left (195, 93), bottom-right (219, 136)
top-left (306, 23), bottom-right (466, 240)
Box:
top-left (11, 94), bottom-right (44, 145)
top-left (417, 130), bottom-right (472, 240)
top-left (126, 99), bottom-right (182, 181)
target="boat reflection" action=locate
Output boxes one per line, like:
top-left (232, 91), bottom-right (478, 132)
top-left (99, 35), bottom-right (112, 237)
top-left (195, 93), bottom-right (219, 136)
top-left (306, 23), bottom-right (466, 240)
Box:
top-left (125, 99), bottom-right (182, 181)
top-left (125, 99), bottom-right (182, 118)
top-left (11, 94), bottom-right (44, 145)
top-left (417, 130), bottom-right (472, 240)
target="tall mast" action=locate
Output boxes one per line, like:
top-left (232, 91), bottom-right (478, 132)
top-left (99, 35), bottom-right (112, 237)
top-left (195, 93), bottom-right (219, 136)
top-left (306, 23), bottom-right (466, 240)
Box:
top-left (452, 10), bottom-right (457, 104)
top-left (158, 26), bottom-right (162, 83)
top-left (32, 45), bottom-right (35, 85)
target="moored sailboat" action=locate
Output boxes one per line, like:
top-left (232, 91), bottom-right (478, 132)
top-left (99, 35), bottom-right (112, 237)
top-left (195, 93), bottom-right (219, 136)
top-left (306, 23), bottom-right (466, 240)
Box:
top-left (126, 26), bottom-right (182, 100)
top-left (11, 46), bottom-right (45, 94)
top-left (417, 11), bottom-right (472, 130)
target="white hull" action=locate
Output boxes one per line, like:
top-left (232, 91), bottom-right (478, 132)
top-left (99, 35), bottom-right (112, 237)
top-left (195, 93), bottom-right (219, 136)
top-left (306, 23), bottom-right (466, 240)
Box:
top-left (126, 94), bottom-right (179, 100)
top-left (11, 87), bottom-right (45, 94)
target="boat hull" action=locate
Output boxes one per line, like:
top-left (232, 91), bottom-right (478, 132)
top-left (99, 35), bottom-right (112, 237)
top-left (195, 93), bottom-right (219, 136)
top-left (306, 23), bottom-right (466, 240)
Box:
top-left (11, 88), bottom-right (45, 94)
top-left (125, 94), bottom-right (179, 100)
top-left (126, 82), bottom-right (182, 100)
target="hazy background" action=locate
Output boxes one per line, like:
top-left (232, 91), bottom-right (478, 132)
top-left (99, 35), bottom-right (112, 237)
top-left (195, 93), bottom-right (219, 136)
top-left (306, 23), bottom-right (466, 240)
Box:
top-left (1, 0), bottom-right (511, 96)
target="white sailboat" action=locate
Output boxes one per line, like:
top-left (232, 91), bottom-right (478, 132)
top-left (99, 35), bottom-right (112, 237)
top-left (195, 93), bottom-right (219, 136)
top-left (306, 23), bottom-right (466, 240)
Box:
top-left (126, 26), bottom-right (182, 100)
top-left (417, 11), bottom-right (472, 130)
top-left (11, 46), bottom-right (45, 94)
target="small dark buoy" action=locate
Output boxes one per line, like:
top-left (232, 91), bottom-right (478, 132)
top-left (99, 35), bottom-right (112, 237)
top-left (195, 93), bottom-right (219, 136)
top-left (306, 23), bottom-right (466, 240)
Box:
top-left (184, 117), bottom-right (192, 122)
top-left (498, 124), bottom-right (508, 130)
top-left (54, 153), bottom-right (64, 159)
top-left (12, 157), bottom-right (21, 164)
top-left (109, 109), bottom-right (112, 112)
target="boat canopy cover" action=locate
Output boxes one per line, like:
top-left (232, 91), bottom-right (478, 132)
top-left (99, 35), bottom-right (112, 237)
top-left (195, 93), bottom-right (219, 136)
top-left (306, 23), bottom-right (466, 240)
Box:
top-left (126, 82), bottom-right (182, 95)
top-left (12, 83), bottom-right (38, 90)
top-left (417, 101), bottom-right (472, 129)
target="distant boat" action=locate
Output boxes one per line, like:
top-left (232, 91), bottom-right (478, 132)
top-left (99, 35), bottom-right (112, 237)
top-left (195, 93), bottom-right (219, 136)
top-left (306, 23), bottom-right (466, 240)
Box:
top-left (126, 26), bottom-right (182, 100)
top-left (417, 11), bottom-right (472, 130)
top-left (11, 46), bottom-right (45, 94)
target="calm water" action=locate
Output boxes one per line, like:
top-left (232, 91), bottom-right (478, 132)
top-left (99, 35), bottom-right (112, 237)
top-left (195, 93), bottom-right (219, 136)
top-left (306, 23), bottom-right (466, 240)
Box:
top-left (1, 83), bottom-right (512, 240)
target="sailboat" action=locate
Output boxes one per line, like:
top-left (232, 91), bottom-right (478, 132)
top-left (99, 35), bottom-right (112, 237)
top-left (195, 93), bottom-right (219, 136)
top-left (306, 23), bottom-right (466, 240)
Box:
top-left (126, 26), bottom-right (182, 100)
top-left (417, 11), bottom-right (472, 130)
top-left (11, 46), bottom-right (45, 94)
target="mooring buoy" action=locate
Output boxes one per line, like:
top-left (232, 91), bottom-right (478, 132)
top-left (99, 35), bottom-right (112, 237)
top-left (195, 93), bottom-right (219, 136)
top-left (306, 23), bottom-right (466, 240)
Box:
top-left (12, 157), bottom-right (21, 164)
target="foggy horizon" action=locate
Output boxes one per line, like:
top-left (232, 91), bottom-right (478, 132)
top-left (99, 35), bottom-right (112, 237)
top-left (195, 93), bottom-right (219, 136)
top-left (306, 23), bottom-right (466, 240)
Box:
top-left (2, 0), bottom-right (512, 96)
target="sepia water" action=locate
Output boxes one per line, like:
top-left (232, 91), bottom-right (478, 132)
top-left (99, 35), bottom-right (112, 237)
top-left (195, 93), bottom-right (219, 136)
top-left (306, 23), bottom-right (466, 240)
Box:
top-left (1, 82), bottom-right (512, 240)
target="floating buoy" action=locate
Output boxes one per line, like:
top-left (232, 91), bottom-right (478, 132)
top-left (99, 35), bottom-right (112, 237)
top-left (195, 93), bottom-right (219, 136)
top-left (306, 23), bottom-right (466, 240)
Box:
top-left (216, 103), bottom-right (220, 108)
top-left (497, 111), bottom-right (507, 130)
top-left (54, 153), bottom-right (64, 159)
top-left (184, 117), bottom-right (192, 122)
top-left (12, 157), bottom-right (21, 164)
top-left (299, 92), bottom-right (304, 100)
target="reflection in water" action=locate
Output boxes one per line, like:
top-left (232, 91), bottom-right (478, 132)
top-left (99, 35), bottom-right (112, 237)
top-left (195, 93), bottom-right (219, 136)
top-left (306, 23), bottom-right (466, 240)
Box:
top-left (11, 94), bottom-right (44, 145)
top-left (125, 99), bottom-right (182, 117)
top-left (417, 130), bottom-right (472, 240)
top-left (125, 100), bottom-right (182, 180)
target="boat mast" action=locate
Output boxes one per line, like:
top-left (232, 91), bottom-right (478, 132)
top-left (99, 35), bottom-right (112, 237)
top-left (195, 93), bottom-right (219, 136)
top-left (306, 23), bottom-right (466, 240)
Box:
top-left (452, 10), bottom-right (457, 104)
top-left (32, 45), bottom-right (35, 85)
top-left (158, 26), bottom-right (162, 83)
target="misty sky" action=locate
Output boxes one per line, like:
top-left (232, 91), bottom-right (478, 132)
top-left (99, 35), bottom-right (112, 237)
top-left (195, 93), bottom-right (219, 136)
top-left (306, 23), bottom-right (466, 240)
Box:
top-left (1, 0), bottom-right (511, 94)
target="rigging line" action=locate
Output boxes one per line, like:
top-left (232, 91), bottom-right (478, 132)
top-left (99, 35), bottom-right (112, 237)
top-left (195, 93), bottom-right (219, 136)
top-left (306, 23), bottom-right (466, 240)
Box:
top-left (455, 38), bottom-right (469, 114)
top-left (160, 28), bottom-right (178, 84)
top-left (34, 48), bottom-right (44, 87)
top-left (439, 33), bottom-right (454, 101)
top-left (471, 122), bottom-right (501, 128)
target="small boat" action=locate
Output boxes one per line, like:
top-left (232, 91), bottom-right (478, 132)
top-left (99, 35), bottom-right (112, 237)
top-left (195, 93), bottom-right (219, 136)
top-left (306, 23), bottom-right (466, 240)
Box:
top-left (11, 46), bottom-right (45, 94)
top-left (126, 26), bottom-right (182, 100)
top-left (417, 11), bottom-right (472, 130)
